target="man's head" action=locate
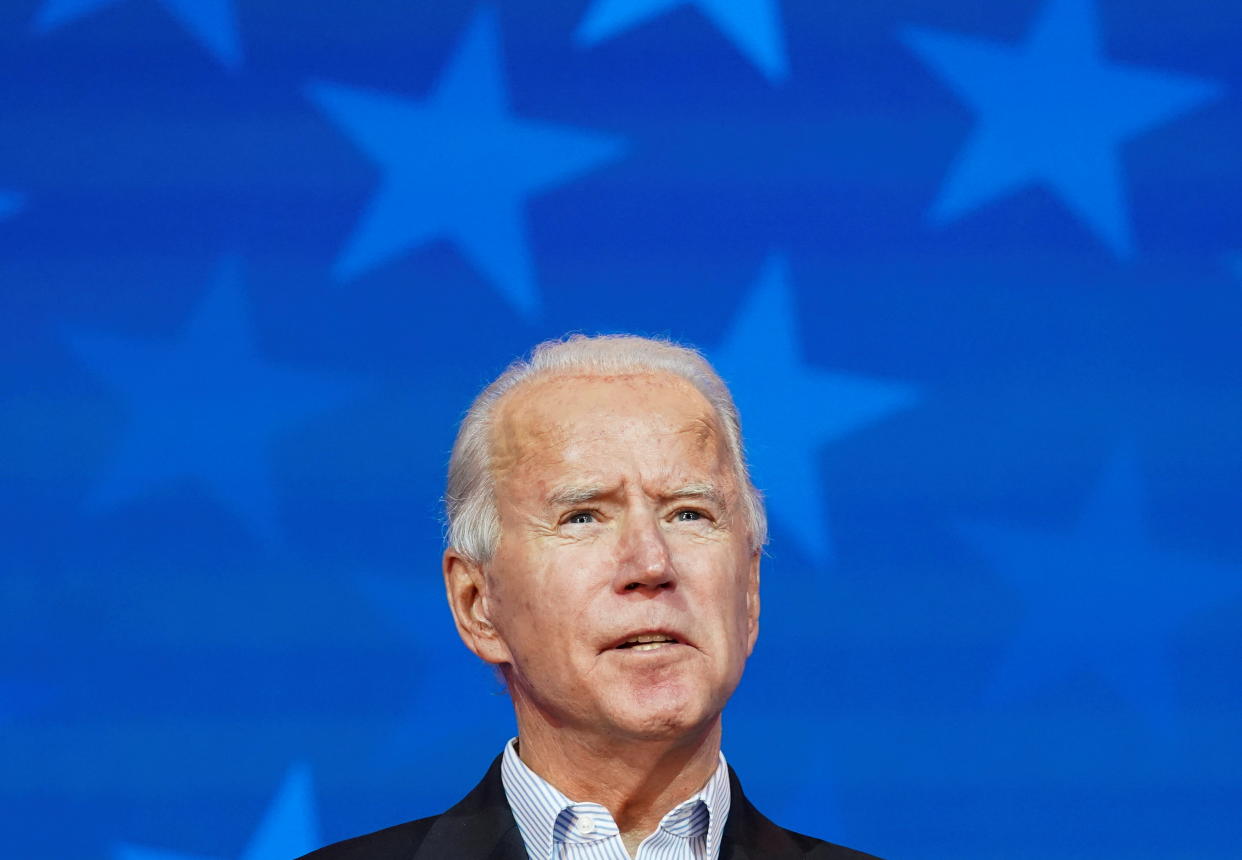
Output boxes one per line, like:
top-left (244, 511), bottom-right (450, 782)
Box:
top-left (442, 335), bottom-right (765, 743)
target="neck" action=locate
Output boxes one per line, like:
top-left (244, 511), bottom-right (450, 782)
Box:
top-left (512, 706), bottom-right (722, 855)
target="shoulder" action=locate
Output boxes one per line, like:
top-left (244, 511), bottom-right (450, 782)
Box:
top-left (296, 815), bottom-right (438, 860)
top-left (724, 767), bottom-right (885, 860)
top-left (296, 753), bottom-right (519, 860)
top-left (774, 822), bottom-right (886, 859)
top-left (736, 807), bottom-right (885, 860)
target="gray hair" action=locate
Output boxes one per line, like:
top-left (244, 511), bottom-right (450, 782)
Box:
top-left (445, 334), bottom-right (767, 563)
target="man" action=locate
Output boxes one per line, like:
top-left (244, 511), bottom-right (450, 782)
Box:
top-left (302, 335), bottom-right (881, 859)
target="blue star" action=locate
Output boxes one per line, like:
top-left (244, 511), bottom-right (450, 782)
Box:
top-left (308, 7), bottom-right (625, 318)
top-left (576, 0), bottom-right (788, 83)
top-left (902, 0), bottom-right (1221, 256)
top-left (0, 191), bottom-right (24, 220)
top-left (68, 257), bottom-right (353, 539)
top-left (32, 0), bottom-right (241, 69)
top-left (958, 445), bottom-right (1239, 735)
top-left (114, 763), bottom-right (320, 860)
top-left (712, 256), bottom-right (918, 567)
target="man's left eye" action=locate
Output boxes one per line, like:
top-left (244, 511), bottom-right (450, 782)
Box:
top-left (674, 510), bottom-right (703, 522)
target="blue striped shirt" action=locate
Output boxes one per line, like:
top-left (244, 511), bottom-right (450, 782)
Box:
top-left (499, 737), bottom-right (731, 860)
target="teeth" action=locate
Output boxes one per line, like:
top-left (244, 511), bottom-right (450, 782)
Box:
top-left (618, 633), bottom-right (677, 649)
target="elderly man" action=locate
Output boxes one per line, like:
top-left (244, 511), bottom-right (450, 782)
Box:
top-left (302, 335), bottom-right (880, 859)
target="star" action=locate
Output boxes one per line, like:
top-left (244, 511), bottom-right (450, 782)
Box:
top-left (576, 0), bottom-right (788, 83)
top-left (958, 445), bottom-right (1240, 735)
top-left (32, 0), bottom-right (241, 69)
top-left (307, 7), bottom-right (625, 318)
top-left (0, 191), bottom-right (24, 220)
top-left (68, 257), bottom-right (353, 539)
top-left (902, 0), bottom-right (1221, 256)
top-left (114, 763), bottom-right (320, 860)
top-left (711, 255), bottom-right (918, 567)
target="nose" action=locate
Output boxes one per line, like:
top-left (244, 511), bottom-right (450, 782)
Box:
top-left (612, 510), bottom-right (675, 594)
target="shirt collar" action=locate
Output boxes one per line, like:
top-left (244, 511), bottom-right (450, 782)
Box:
top-left (499, 736), bottom-right (731, 860)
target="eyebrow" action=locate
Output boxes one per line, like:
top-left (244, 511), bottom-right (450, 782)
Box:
top-left (546, 484), bottom-right (610, 508)
top-left (663, 482), bottom-right (729, 512)
top-left (544, 481), bottom-right (729, 511)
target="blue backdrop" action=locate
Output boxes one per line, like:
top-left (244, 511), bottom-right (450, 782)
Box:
top-left (3, 0), bottom-right (1241, 857)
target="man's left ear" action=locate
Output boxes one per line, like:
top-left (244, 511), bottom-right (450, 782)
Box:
top-left (746, 550), bottom-right (761, 655)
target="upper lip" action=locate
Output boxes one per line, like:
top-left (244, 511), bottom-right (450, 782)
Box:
top-left (603, 629), bottom-right (689, 651)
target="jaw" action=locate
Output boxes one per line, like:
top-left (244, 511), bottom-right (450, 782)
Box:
top-left (593, 651), bottom-right (726, 741)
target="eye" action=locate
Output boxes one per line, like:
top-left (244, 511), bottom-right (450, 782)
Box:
top-left (673, 509), bottom-right (704, 522)
top-left (564, 510), bottom-right (597, 525)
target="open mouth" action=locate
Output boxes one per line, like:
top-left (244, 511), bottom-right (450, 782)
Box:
top-left (614, 633), bottom-right (680, 652)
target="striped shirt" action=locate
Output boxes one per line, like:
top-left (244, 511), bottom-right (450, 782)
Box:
top-left (499, 737), bottom-right (731, 860)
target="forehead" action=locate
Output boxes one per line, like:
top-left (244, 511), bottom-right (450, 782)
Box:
top-left (489, 371), bottom-right (727, 490)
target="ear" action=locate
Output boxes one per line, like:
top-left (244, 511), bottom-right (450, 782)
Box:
top-left (745, 549), bottom-right (761, 656)
top-left (443, 548), bottom-right (513, 666)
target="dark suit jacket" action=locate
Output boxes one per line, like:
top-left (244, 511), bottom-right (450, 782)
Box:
top-left (299, 754), bottom-right (882, 859)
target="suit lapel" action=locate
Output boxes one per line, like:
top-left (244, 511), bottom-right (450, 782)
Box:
top-left (414, 755), bottom-right (528, 860)
top-left (720, 766), bottom-right (807, 860)
top-left (485, 825), bottom-right (530, 860)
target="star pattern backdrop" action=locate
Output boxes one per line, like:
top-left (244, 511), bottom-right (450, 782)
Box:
top-left (2, 0), bottom-right (1240, 858)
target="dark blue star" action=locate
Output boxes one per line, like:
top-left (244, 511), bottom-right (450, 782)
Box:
top-left (33, 0), bottom-right (241, 69)
top-left (68, 257), bottom-right (353, 539)
top-left (902, 0), bottom-right (1221, 256)
top-left (958, 445), bottom-right (1239, 735)
top-left (308, 7), bottom-right (625, 318)
top-left (114, 763), bottom-right (319, 860)
top-left (712, 256), bottom-right (919, 567)
top-left (0, 191), bottom-right (24, 220)
top-left (576, 0), bottom-right (788, 83)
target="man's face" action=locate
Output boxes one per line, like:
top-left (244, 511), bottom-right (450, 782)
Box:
top-left (458, 371), bottom-right (760, 742)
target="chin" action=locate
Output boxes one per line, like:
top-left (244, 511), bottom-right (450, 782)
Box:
top-left (608, 686), bottom-right (718, 741)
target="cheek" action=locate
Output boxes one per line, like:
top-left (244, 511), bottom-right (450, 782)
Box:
top-left (497, 567), bottom-right (598, 658)
top-left (705, 555), bottom-right (755, 641)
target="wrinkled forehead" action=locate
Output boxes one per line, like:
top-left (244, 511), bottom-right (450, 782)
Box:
top-left (488, 371), bottom-right (726, 487)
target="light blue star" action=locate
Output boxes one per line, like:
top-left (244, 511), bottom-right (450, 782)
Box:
top-left (712, 255), bottom-right (918, 567)
top-left (68, 257), bottom-right (353, 539)
top-left (902, 0), bottom-right (1221, 256)
top-left (114, 763), bottom-right (319, 860)
top-left (958, 445), bottom-right (1239, 735)
top-left (576, 0), bottom-right (788, 83)
top-left (308, 7), bottom-right (625, 318)
top-left (0, 191), bottom-right (24, 219)
top-left (32, 0), bottom-right (241, 69)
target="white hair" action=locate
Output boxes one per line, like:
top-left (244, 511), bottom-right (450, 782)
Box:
top-left (445, 334), bottom-right (767, 563)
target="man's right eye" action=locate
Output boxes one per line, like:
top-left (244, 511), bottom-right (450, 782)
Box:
top-left (565, 511), bottom-right (596, 525)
